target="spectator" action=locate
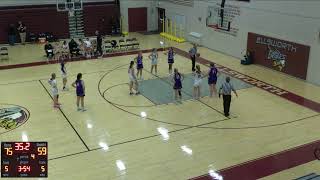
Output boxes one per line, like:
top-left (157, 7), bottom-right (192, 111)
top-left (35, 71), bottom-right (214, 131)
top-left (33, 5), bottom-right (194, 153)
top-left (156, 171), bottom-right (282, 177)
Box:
top-left (61, 40), bottom-right (69, 59)
top-left (96, 30), bottom-right (103, 57)
top-left (17, 21), bottom-right (27, 45)
top-left (189, 43), bottom-right (197, 71)
top-left (44, 41), bottom-right (54, 59)
top-left (68, 39), bottom-right (81, 57)
top-left (111, 40), bottom-right (117, 49)
top-left (84, 38), bottom-right (93, 58)
top-left (8, 24), bottom-right (16, 46)
top-left (78, 39), bottom-right (85, 55)
top-left (241, 51), bottom-right (253, 65)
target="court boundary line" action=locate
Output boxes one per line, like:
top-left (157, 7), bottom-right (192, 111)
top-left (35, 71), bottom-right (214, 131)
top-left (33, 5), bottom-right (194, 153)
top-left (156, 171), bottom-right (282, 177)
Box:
top-left (0, 48), bottom-right (161, 70)
top-left (172, 47), bottom-right (320, 113)
top-left (189, 132), bottom-right (320, 180)
top-left (48, 117), bottom-right (232, 161)
top-left (100, 63), bottom-right (319, 130)
top-left (103, 83), bottom-right (157, 107)
top-left (142, 68), bottom-right (235, 118)
top-left (2, 46), bottom-right (319, 113)
top-left (99, 64), bottom-right (232, 127)
top-left (3, 47), bottom-right (320, 178)
top-left (38, 80), bottom-right (90, 151)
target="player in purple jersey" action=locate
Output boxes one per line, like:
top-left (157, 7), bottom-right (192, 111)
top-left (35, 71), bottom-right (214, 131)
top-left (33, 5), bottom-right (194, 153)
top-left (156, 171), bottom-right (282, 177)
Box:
top-left (172, 68), bottom-right (184, 102)
top-left (134, 51), bottom-right (144, 80)
top-left (207, 63), bottom-right (219, 97)
top-left (165, 47), bottom-right (175, 74)
top-left (72, 73), bottom-right (86, 111)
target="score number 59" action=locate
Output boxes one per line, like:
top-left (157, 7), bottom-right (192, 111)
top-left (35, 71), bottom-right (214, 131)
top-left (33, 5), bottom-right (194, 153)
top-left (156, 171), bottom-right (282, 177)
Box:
top-left (37, 147), bottom-right (47, 155)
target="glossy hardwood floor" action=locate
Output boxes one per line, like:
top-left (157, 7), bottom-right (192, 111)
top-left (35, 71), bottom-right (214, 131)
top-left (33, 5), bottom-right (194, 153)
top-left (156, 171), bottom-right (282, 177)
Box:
top-left (0, 33), bottom-right (319, 180)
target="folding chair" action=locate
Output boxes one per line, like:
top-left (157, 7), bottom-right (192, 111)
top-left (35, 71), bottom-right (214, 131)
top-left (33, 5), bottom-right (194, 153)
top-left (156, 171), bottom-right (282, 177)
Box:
top-left (131, 38), bottom-right (140, 49)
top-left (110, 40), bottom-right (118, 52)
top-left (0, 47), bottom-right (9, 60)
top-left (119, 39), bottom-right (127, 51)
top-left (104, 40), bottom-right (113, 53)
top-left (126, 39), bottom-right (134, 50)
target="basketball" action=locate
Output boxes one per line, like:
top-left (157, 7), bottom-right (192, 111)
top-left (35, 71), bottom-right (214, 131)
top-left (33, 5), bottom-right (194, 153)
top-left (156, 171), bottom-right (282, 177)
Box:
top-left (196, 53), bottom-right (200, 57)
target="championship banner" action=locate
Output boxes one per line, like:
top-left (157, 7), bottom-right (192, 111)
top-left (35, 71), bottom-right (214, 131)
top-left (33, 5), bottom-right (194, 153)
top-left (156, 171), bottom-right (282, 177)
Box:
top-left (247, 32), bottom-right (310, 80)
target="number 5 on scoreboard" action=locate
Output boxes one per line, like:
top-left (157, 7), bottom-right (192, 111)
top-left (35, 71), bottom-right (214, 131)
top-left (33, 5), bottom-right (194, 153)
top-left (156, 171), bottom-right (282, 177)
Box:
top-left (41, 166), bottom-right (46, 172)
top-left (37, 147), bottom-right (47, 155)
top-left (4, 165), bottom-right (9, 172)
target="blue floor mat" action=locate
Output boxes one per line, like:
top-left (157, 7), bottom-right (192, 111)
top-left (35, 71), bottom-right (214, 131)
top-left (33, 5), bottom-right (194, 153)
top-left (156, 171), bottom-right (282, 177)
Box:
top-left (139, 73), bottom-right (253, 105)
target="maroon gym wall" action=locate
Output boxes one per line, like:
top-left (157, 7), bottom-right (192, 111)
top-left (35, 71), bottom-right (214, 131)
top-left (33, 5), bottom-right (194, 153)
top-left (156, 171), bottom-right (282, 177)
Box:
top-left (128, 7), bottom-right (147, 32)
top-left (247, 32), bottom-right (310, 80)
top-left (0, 5), bottom-right (69, 43)
top-left (0, 2), bottom-right (119, 43)
top-left (83, 3), bottom-right (119, 36)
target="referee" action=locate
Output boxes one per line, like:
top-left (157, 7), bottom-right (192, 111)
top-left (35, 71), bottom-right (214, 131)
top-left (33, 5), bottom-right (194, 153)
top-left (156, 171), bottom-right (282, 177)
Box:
top-left (219, 77), bottom-right (238, 117)
top-left (189, 44), bottom-right (197, 71)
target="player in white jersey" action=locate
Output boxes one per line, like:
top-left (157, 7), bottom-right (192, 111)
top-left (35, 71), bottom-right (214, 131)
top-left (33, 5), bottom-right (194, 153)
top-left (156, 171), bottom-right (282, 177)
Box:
top-left (192, 65), bottom-right (204, 99)
top-left (84, 38), bottom-right (93, 58)
top-left (128, 61), bottom-right (140, 95)
top-left (48, 73), bottom-right (61, 108)
top-left (148, 48), bottom-right (158, 75)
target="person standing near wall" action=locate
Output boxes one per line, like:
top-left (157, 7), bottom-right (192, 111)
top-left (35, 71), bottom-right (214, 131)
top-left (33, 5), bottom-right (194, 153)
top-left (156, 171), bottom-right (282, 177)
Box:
top-left (219, 77), bottom-right (238, 117)
top-left (8, 24), bottom-right (16, 46)
top-left (17, 21), bottom-right (26, 45)
top-left (189, 43), bottom-right (197, 71)
top-left (96, 30), bottom-right (103, 57)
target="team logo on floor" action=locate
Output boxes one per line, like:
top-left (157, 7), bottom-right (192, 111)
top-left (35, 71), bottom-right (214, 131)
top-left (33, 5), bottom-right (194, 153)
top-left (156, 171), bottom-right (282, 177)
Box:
top-left (0, 104), bottom-right (29, 133)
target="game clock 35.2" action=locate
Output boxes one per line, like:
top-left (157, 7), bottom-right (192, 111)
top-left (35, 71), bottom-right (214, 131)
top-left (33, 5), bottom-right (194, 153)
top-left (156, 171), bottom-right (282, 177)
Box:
top-left (1, 142), bottom-right (48, 178)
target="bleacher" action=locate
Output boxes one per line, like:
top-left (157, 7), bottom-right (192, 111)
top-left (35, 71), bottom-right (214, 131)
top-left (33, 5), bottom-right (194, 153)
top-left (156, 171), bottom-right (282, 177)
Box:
top-left (295, 173), bottom-right (320, 180)
top-left (104, 37), bottom-right (140, 53)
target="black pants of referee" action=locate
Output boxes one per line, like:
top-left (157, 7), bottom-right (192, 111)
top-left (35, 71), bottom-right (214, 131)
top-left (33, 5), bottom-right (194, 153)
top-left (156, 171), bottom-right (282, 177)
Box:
top-left (191, 55), bottom-right (196, 71)
top-left (223, 95), bottom-right (231, 117)
top-left (96, 44), bottom-right (102, 56)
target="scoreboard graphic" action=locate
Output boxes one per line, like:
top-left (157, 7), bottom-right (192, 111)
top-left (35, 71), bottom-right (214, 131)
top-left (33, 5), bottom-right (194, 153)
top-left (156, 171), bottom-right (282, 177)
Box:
top-left (1, 142), bottom-right (48, 177)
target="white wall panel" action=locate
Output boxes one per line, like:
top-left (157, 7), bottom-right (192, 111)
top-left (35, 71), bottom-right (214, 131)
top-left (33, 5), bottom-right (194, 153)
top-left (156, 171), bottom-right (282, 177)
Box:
top-left (158, 0), bottom-right (320, 85)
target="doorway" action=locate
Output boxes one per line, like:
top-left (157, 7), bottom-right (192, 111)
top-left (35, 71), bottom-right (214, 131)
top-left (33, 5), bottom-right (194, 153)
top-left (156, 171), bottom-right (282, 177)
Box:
top-left (128, 7), bottom-right (147, 32)
top-left (157, 8), bottom-right (165, 32)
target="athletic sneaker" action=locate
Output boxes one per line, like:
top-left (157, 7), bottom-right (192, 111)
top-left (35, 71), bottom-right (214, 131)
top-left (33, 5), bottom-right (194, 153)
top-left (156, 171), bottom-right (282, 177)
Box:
top-left (77, 107), bottom-right (81, 111)
top-left (130, 92), bottom-right (134, 95)
top-left (81, 108), bottom-right (87, 112)
top-left (135, 92), bottom-right (140, 95)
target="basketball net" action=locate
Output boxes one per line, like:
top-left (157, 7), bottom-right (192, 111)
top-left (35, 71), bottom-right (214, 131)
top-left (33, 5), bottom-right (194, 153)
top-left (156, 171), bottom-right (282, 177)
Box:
top-left (68, 9), bottom-right (75, 17)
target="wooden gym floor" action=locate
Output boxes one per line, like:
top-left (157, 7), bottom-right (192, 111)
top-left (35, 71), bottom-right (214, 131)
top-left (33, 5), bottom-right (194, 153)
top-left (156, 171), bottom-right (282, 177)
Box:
top-left (0, 33), bottom-right (320, 180)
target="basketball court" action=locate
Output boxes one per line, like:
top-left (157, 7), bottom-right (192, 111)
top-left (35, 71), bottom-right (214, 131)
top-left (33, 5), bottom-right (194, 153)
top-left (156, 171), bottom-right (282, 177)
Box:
top-left (0, 0), bottom-right (320, 180)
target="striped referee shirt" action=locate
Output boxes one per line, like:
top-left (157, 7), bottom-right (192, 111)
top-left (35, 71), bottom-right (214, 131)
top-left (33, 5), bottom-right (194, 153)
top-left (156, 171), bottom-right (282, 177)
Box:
top-left (219, 82), bottom-right (235, 95)
top-left (189, 47), bottom-right (197, 57)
